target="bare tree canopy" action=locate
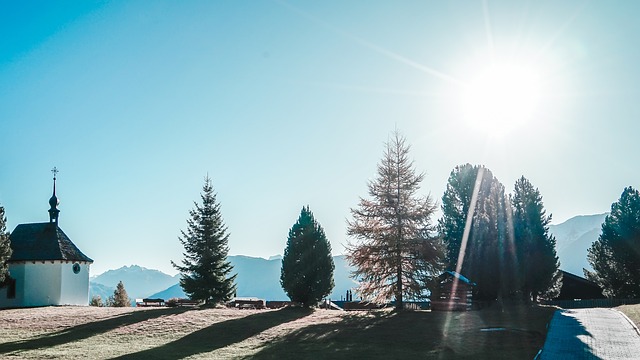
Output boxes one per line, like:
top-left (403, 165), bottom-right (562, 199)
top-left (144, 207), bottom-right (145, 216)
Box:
top-left (347, 131), bottom-right (444, 310)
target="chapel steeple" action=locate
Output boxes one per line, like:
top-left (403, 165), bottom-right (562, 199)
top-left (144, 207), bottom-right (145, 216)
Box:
top-left (48, 167), bottom-right (60, 224)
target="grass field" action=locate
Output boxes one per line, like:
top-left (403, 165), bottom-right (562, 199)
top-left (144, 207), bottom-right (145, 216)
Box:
top-left (0, 305), bottom-right (555, 359)
top-left (618, 304), bottom-right (640, 328)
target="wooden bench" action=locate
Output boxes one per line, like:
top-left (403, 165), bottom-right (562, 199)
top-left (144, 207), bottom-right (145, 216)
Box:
top-left (136, 298), bottom-right (165, 307)
top-left (228, 298), bottom-right (265, 309)
top-left (266, 301), bottom-right (292, 309)
top-left (165, 298), bottom-right (200, 307)
top-left (175, 299), bottom-right (200, 307)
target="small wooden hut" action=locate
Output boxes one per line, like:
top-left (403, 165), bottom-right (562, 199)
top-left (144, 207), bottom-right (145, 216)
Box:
top-left (431, 271), bottom-right (476, 311)
top-left (554, 271), bottom-right (605, 300)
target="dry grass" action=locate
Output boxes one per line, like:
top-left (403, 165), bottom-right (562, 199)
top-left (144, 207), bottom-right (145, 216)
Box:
top-left (0, 305), bottom-right (555, 359)
top-left (618, 304), bottom-right (640, 328)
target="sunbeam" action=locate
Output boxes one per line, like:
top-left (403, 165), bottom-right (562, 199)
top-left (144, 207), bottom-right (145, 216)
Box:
top-left (276, 0), bottom-right (463, 85)
top-left (533, 2), bottom-right (587, 66)
top-left (455, 167), bottom-right (484, 276)
top-left (303, 81), bottom-right (445, 98)
top-left (482, 0), bottom-right (495, 57)
top-left (442, 167), bottom-right (484, 339)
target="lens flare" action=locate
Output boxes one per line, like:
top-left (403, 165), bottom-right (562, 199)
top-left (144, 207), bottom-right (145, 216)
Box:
top-left (461, 63), bottom-right (542, 137)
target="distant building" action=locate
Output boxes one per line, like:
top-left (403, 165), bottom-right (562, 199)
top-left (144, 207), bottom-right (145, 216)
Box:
top-left (431, 271), bottom-right (476, 311)
top-left (554, 270), bottom-right (605, 301)
top-left (0, 171), bottom-right (93, 308)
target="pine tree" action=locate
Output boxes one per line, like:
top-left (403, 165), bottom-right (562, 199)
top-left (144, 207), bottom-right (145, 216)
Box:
top-left (587, 186), bottom-right (640, 298)
top-left (512, 177), bottom-right (561, 302)
top-left (90, 295), bottom-right (103, 307)
top-left (438, 164), bottom-right (480, 269)
top-left (438, 164), bottom-right (515, 301)
top-left (171, 176), bottom-right (236, 305)
top-left (280, 206), bottom-right (334, 307)
top-left (108, 281), bottom-right (130, 307)
top-left (347, 132), bottom-right (444, 310)
top-left (0, 204), bottom-right (12, 283)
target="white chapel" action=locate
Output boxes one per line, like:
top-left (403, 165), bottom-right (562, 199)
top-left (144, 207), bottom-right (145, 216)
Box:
top-left (0, 170), bottom-right (93, 308)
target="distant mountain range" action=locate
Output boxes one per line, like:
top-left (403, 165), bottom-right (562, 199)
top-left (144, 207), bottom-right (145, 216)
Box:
top-left (90, 265), bottom-right (180, 301)
top-left (89, 214), bottom-right (609, 303)
top-left (90, 255), bottom-right (357, 302)
top-left (549, 213), bottom-right (608, 277)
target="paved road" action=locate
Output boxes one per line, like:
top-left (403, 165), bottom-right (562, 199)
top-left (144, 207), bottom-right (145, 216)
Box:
top-left (538, 308), bottom-right (640, 359)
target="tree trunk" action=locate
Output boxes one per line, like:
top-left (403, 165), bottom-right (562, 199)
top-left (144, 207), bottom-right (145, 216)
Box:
top-left (395, 225), bottom-right (403, 310)
top-left (396, 262), bottom-right (403, 310)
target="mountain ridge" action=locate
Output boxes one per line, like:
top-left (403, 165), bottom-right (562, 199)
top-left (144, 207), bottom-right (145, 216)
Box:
top-left (91, 264), bottom-right (180, 301)
top-left (91, 255), bottom-right (356, 302)
top-left (549, 213), bottom-right (608, 276)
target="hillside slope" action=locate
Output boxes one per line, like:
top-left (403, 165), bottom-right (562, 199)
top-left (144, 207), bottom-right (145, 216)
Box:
top-left (549, 213), bottom-right (607, 276)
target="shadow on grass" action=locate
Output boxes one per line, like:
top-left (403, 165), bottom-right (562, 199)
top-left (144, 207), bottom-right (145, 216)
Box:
top-left (112, 307), bottom-right (313, 360)
top-left (250, 307), bottom-right (553, 360)
top-left (0, 307), bottom-right (190, 355)
top-left (248, 311), bottom-right (443, 360)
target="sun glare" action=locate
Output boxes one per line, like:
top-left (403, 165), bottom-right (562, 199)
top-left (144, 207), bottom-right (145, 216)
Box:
top-left (461, 62), bottom-right (542, 137)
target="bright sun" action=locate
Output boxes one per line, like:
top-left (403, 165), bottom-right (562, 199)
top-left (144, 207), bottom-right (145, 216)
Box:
top-left (461, 62), bottom-right (542, 137)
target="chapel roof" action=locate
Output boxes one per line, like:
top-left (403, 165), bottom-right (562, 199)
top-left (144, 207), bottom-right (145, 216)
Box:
top-left (8, 222), bottom-right (93, 263)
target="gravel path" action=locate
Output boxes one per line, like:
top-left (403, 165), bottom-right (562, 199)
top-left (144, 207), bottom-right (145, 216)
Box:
top-left (538, 308), bottom-right (640, 359)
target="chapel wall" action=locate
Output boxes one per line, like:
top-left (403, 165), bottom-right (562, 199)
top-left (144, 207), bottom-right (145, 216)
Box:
top-left (59, 261), bottom-right (91, 306)
top-left (23, 262), bottom-right (62, 306)
top-left (0, 263), bottom-right (26, 308)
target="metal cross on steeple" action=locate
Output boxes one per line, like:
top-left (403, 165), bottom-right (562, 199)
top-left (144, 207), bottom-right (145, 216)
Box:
top-left (49, 166), bottom-right (60, 224)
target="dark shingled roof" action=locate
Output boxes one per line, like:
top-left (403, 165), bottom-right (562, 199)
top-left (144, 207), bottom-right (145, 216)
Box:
top-left (555, 270), bottom-right (605, 300)
top-left (8, 223), bottom-right (93, 263)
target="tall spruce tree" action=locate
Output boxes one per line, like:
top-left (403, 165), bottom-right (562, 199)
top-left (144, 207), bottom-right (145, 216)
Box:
top-left (347, 132), bottom-right (444, 310)
top-left (587, 186), bottom-right (640, 298)
top-left (0, 204), bottom-right (12, 283)
top-left (439, 164), bottom-right (480, 269)
top-left (280, 206), bottom-right (334, 307)
top-left (512, 177), bottom-right (561, 302)
top-left (172, 176), bottom-right (236, 305)
top-left (438, 164), bottom-right (515, 301)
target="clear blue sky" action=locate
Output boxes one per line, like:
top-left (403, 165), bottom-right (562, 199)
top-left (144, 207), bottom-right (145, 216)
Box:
top-left (1, 1), bottom-right (638, 276)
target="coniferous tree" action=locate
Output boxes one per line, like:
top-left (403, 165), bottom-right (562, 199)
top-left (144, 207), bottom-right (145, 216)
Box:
top-left (512, 177), bottom-right (561, 302)
top-left (587, 186), bottom-right (640, 298)
top-left (108, 281), bottom-right (130, 307)
top-left (347, 132), bottom-right (444, 310)
top-left (0, 205), bottom-right (12, 283)
top-left (438, 164), bottom-right (515, 301)
top-left (172, 176), bottom-right (236, 305)
top-left (439, 164), bottom-right (481, 269)
top-left (280, 206), bottom-right (334, 307)
top-left (90, 295), bottom-right (103, 307)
